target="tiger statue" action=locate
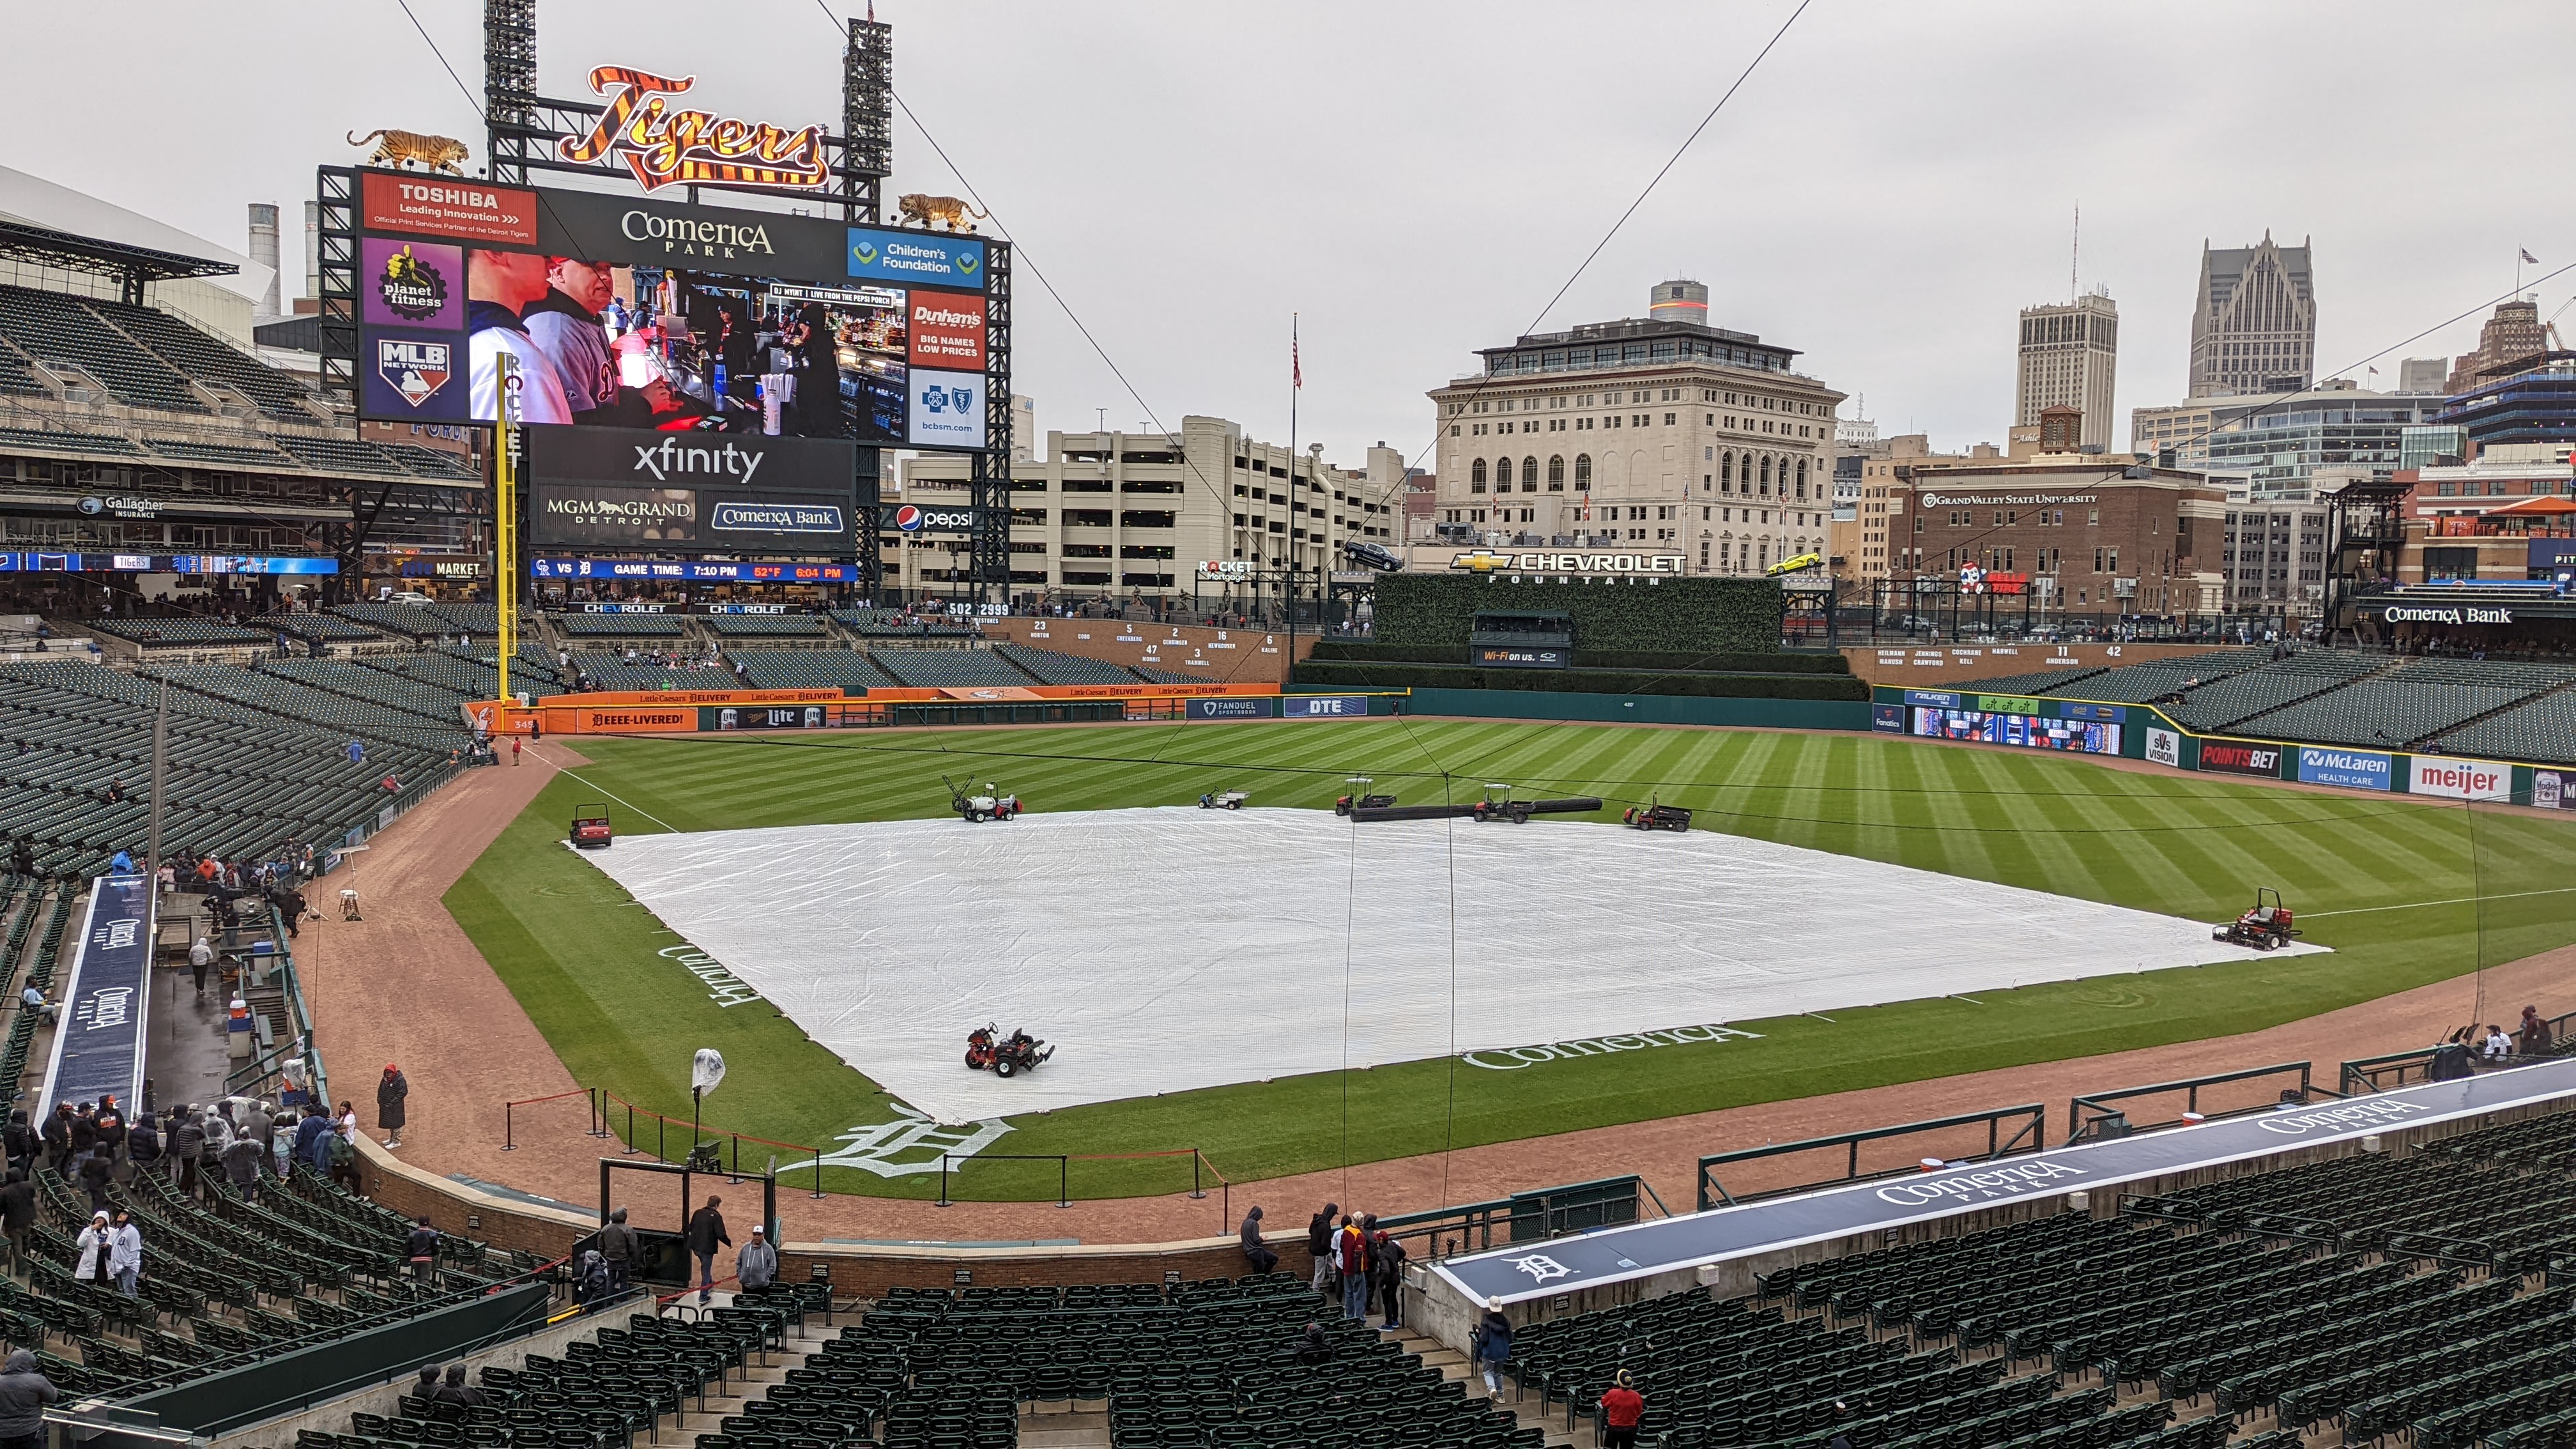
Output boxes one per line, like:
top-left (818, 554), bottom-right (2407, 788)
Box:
top-left (348, 129), bottom-right (471, 176)
top-left (896, 194), bottom-right (988, 234)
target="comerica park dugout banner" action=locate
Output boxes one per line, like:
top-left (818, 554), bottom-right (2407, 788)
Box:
top-left (42, 873), bottom-right (153, 1118)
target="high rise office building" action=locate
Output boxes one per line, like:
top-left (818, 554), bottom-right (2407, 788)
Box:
top-left (2015, 291), bottom-right (2118, 448)
top-left (2188, 232), bottom-right (2315, 398)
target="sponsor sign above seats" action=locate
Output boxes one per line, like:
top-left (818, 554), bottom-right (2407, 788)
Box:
top-left (1432, 1057), bottom-right (2576, 1307)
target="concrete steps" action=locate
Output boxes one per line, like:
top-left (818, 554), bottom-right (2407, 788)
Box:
top-left (1392, 1330), bottom-right (1593, 1449)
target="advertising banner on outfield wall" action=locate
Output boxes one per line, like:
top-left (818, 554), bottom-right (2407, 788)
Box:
top-left (2296, 746), bottom-right (2393, 792)
top-left (2196, 739), bottom-right (2282, 778)
top-left (1282, 696), bottom-right (1369, 719)
top-left (2145, 726), bottom-right (2181, 768)
top-left (1188, 698), bottom-right (1275, 720)
top-left (2538, 770), bottom-right (2567, 809)
top-left (2409, 755), bottom-right (2511, 801)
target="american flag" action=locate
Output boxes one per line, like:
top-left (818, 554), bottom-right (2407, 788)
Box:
top-left (2524, 248), bottom-right (2541, 264)
top-left (1292, 314), bottom-right (1302, 390)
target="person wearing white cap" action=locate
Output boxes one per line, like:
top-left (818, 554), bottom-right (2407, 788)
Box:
top-left (735, 1223), bottom-right (778, 1292)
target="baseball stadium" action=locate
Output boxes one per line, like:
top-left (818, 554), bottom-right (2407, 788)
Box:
top-left (3, 4), bottom-right (2576, 1449)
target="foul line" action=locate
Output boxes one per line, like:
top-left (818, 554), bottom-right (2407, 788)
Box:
top-left (552, 768), bottom-right (681, 836)
top-left (2304, 884), bottom-right (2576, 919)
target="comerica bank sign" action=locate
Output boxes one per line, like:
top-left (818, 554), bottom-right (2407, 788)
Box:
top-left (2383, 604), bottom-right (2513, 625)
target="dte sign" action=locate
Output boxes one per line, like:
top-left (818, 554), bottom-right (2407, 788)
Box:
top-left (1282, 696), bottom-right (1368, 719)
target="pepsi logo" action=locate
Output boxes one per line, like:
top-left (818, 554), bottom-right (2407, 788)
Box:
top-left (894, 505), bottom-right (924, 532)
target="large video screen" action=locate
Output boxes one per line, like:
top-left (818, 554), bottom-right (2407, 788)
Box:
top-left (353, 176), bottom-right (993, 455)
top-left (1911, 707), bottom-right (2120, 755)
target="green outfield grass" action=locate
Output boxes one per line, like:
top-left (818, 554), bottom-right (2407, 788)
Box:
top-left (442, 720), bottom-right (2576, 1200)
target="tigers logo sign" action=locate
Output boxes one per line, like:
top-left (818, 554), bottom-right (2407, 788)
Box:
top-left (557, 66), bottom-right (830, 193)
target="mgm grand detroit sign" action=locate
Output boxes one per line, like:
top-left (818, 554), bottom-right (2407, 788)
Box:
top-left (1447, 548), bottom-right (1687, 578)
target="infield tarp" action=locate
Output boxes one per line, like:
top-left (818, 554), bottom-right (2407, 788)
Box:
top-left (578, 809), bottom-right (2326, 1124)
top-left (41, 873), bottom-right (151, 1118)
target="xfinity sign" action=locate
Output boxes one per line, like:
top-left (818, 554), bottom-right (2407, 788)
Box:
top-left (631, 436), bottom-right (763, 483)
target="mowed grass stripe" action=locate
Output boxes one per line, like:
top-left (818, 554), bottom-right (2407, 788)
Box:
top-left (450, 723), bottom-right (2576, 1199)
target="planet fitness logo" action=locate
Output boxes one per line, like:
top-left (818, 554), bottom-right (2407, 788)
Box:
top-left (375, 244), bottom-right (449, 322)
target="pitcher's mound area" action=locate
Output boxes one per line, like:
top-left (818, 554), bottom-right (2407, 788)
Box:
top-left (577, 808), bottom-right (2322, 1123)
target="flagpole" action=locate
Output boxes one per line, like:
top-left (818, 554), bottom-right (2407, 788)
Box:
top-left (1287, 312), bottom-right (1298, 659)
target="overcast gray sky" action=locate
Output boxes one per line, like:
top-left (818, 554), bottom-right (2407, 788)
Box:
top-left (6, 1), bottom-right (2571, 466)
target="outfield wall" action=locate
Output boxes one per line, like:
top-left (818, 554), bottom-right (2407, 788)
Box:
top-left (1869, 683), bottom-right (2572, 809)
top-left (1401, 687), bottom-right (1869, 731)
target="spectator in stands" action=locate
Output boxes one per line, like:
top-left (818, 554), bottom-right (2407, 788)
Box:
top-left (1335, 1214), bottom-right (1368, 1320)
top-left (0, 1172), bottom-right (31, 1271)
top-left (293, 1109), bottom-right (331, 1172)
top-left (128, 1114), bottom-right (160, 1179)
top-left (73, 1210), bottom-right (113, 1286)
top-left (467, 249), bottom-right (576, 425)
top-left (1471, 1302), bottom-right (1511, 1397)
top-left (1239, 1206), bottom-right (1276, 1276)
top-left (17, 986), bottom-right (52, 1029)
top-left (1307, 1201), bottom-right (1338, 1294)
top-left (406, 1216), bottom-right (440, 1285)
top-left (103, 781), bottom-right (125, 805)
top-left (8, 841), bottom-right (30, 878)
top-left (107, 1211), bottom-right (139, 1298)
top-left (346, 739), bottom-right (365, 765)
top-left (188, 934), bottom-right (213, 998)
top-left (220, 1128), bottom-right (264, 1201)
top-left (378, 1064), bottom-right (409, 1149)
top-left (93, 1097), bottom-right (123, 1163)
top-left (1370, 1225), bottom-right (1407, 1330)
top-left (37, 1105), bottom-right (70, 1176)
top-left (64, 1146), bottom-right (100, 1211)
top-left (381, 773), bottom-right (401, 795)
top-left (1294, 1321), bottom-right (1331, 1366)
top-left (108, 848), bottom-right (132, 873)
top-left (686, 1195), bottom-right (731, 1304)
top-left (1599, 1370), bottom-right (1644, 1448)
top-left (238, 1100), bottom-right (273, 1174)
top-left (1825, 1401), bottom-right (1855, 1449)
top-left (326, 1116), bottom-right (362, 1195)
top-left (197, 1108), bottom-right (232, 1199)
top-left (0, 1347), bottom-right (57, 1449)
top-left (431, 1364), bottom-right (483, 1408)
top-left (414, 1365), bottom-right (441, 1402)
top-left (167, 1110), bottom-right (201, 1192)
top-left (597, 1207), bottom-right (638, 1294)
top-left (67, 1104), bottom-right (95, 1162)
top-left (270, 1110), bottom-right (300, 1177)
top-left (2483, 1025), bottom-right (2515, 1062)
top-left (2520, 1006), bottom-right (2554, 1057)
top-left (737, 1224), bottom-right (778, 1292)
top-left (0, 1114), bottom-right (30, 1179)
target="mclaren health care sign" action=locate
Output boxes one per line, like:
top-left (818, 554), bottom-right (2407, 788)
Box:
top-left (43, 873), bottom-right (152, 1116)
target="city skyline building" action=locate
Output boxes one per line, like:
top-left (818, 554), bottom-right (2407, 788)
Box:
top-left (2015, 290), bottom-right (2119, 449)
top-left (1427, 281), bottom-right (1844, 576)
top-left (2188, 231), bottom-right (2316, 398)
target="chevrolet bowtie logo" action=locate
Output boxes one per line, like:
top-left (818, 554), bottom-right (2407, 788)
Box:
top-left (1448, 549), bottom-right (1515, 574)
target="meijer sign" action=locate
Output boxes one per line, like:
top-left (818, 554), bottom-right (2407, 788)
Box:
top-left (2409, 755), bottom-right (2510, 801)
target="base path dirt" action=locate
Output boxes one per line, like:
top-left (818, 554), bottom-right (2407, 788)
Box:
top-left (313, 741), bottom-right (2566, 1247)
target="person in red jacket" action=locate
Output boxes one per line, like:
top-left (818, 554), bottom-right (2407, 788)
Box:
top-left (1599, 1370), bottom-right (1644, 1448)
top-left (1597, 1371), bottom-right (1638, 1433)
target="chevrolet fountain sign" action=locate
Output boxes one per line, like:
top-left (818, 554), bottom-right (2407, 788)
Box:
top-left (1448, 549), bottom-right (1687, 576)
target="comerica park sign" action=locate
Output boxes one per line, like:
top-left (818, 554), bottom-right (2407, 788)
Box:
top-left (1449, 549), bottom-right (1687, 576)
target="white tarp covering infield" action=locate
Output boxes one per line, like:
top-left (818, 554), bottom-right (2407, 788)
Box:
top-left (579, 808), bottom-right (2325, 1124)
